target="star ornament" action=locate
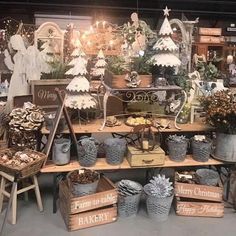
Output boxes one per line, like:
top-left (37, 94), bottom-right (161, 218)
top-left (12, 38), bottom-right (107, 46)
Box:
top-left (163, 6), bottom-right (171, 16)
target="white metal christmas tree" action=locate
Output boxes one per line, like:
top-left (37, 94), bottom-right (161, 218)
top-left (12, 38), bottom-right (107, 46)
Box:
top-left (65, 46), bottom-right (96, 110)
top-left (39, 39), bottom-right (55, 73)
top-left (151, 7), bottom-right (181, 67)
top-left (91, 49), bottom-right (107, 78)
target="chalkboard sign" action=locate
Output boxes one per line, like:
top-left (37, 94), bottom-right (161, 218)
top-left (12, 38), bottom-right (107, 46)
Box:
top-left (30, 79), bottom-right (71, 108)
top-left (30, 80), bottom-right (101, 109)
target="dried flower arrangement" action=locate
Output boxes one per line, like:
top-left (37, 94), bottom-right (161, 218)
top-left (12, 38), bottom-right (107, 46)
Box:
top-left (200, 90), bottom-right (236, 134)
top-left (144, 175), bottom-right (173, 198)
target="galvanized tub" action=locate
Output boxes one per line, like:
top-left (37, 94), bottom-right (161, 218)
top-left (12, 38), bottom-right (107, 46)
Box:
top-left (214, 133), bottom-right (236, 162)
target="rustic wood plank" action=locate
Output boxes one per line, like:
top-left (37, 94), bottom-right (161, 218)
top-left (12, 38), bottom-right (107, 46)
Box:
top-left (175, 182), bottom-right (223, 202)
top-left (41, 119), bottom-right (214, 134)
top-left (40, 155), bottom-right (223, 173)
top-left (59, 177), bottom-right (117, 214)
top-left (176, 200), bottom-right (224, 217)
top-left (68, 206), bottom-right (117, 231)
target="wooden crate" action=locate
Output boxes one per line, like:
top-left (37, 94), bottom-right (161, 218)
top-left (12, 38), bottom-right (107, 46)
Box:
top-left (60, 203), bottom-right (117, 231)
top-left (175, 197), bottom-right (224, 218)
top-left (59, 176), bottom-right (118, 214)
top-left (104, 71), bottom-right (152, 89)
top-left (127, 146), bottom-right (165, 167)
top-left (59, 176), bottom-right (118, 231)
top-left (175, 182), bottom-right (223, 202)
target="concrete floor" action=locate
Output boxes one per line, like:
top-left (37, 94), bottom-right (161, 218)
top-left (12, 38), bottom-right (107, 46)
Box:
top-left (1, 174), bottom-right (236, 236)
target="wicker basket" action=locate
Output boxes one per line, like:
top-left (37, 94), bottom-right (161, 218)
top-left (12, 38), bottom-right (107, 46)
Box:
top-left (104, 138), bottom-right (127, 165)
top-left (191, 139), bottom-right (212, 162)
top-left (0, 148), bottom-right (46, 178)
top-left (118, 180), bottom-right (142, 217)
top-left (144, 185), bottom-right (173, 221)
top-left (196, 169), bottom-right (219, 186)
top-left (167, 140), bottom-right (188, 162)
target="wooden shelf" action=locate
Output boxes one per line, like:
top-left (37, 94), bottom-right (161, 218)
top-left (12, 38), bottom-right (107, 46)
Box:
top-left (41, 119), bottom-right (214, 134)
top-left (40, 155), bottom-right (223, 173)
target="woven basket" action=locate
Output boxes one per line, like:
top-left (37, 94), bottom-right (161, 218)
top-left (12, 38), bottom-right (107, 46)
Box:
top-left (144, 185), bottom-right (173, 221)
top-left (192, 139), bottom-right (212, 162)
top-left (0, 148), bottom-right (46, 178)
top-left (104, 138), bottom-right (127, 165)
top-left (167, 140), bottom-right (188, 162)
top-left (196, 169), bottom-right (219, 186)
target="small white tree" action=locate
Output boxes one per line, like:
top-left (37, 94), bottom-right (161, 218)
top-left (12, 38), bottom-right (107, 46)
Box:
top-left (91, 49), bottom-right (107, 78)
top-left (65, 47), bottom-right (96, 110)
top-left (151, 6), bottom-right (181, 68)
top-left (39, 39), bottom-right (55, 73)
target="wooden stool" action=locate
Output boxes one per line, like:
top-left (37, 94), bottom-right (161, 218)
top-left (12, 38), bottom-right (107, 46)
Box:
top-left (0, 171), bottom-right (43, 224)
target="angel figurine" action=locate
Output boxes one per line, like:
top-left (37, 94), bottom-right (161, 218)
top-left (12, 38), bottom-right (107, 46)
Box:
top-left (125, 71), bottom-right (141, 88)
top-left (6, 35), bottom-right (28, 109)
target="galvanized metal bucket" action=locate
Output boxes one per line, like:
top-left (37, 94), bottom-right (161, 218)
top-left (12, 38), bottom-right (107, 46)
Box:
top-left (52, 138), bottom-right (71, 165)
top-left (214, 133), bottom-right (236, 162)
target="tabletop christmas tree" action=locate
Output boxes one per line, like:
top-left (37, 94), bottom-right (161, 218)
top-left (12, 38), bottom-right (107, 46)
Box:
top-left (151, 6), bottom-right (181, 68)
top-left (91, 49), bottom-right (107, 78)
top-left (39, 39), bottom-right (56, 73)
top-left (65, 46), bottom-right (96, 110)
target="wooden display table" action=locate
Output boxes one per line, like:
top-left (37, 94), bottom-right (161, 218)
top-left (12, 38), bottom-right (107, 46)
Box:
top-left (39, 120), bottom-right (217, 214)
top-left (40, 156), bottom-right (223, 173)
top-left (40, 119), bottom-right (214, 134)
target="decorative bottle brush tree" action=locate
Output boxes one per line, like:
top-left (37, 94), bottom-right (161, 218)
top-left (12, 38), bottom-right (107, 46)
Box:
top-left (65, 43), bottom-right (96, 110)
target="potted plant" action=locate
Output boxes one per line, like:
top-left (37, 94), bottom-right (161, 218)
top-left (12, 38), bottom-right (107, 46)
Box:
top-left (191, 135), bottom-right (212, 162)
top-left (144, 175), bottom-right (173, 221)
top-left (167, 135), bottom-right (188, 162)
top-left (201, 90), bottom-right (236, 162)
top-left (106, 54), bottom-right (153, 89)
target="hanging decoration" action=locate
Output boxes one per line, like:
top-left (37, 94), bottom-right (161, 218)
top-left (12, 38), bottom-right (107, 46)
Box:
top-left (121, 12), bottom-right (157, 57)
top-left (151, 7), bottom-right (181, 68)
top-left (65, 45), bottom-right (96, 110)
top-left (79, 21), bottom-right (122, 55)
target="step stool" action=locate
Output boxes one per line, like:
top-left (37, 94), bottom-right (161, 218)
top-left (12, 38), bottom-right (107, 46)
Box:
top-left (0, 171), bottom-right (43, 224)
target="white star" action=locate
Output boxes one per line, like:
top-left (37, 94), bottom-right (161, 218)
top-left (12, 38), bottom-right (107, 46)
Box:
top-left (163, 6), bottom-right (171, 16)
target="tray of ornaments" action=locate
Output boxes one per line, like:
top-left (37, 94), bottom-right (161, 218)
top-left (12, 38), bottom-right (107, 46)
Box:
top-left (0, 148), bottom-right (46, 178)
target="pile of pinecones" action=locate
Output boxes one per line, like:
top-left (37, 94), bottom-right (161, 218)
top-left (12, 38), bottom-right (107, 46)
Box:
top-left (8, 103), bottom-right (44, 149)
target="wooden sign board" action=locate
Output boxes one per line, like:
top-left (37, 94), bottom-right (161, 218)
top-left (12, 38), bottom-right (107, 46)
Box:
top-left (13, 95), bottom-right (33, 108)
top-left (30, 79), bottom-right (71, 109)
top-left (59, 177), bottom-right (118, 214)
top-left (175, 182), bottom-right (223, 202)
top-left (199, 27), bottom-right (222, 36)
top-left (30, 79), bottom-right (101, 109)
top-left (175, 198), bottom-right (224, 218)
top-left (199, 36), bottom-right (223, 44)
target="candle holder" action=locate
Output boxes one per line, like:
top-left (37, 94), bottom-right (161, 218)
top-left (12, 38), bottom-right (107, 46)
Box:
top-left (132, 124), bottom-right (156, 152)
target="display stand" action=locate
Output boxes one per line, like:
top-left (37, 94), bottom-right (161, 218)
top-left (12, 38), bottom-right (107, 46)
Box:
top-left (99, 81), bottom-right (187, 131)
top-left (43, 88), bottom-right (78, 165)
